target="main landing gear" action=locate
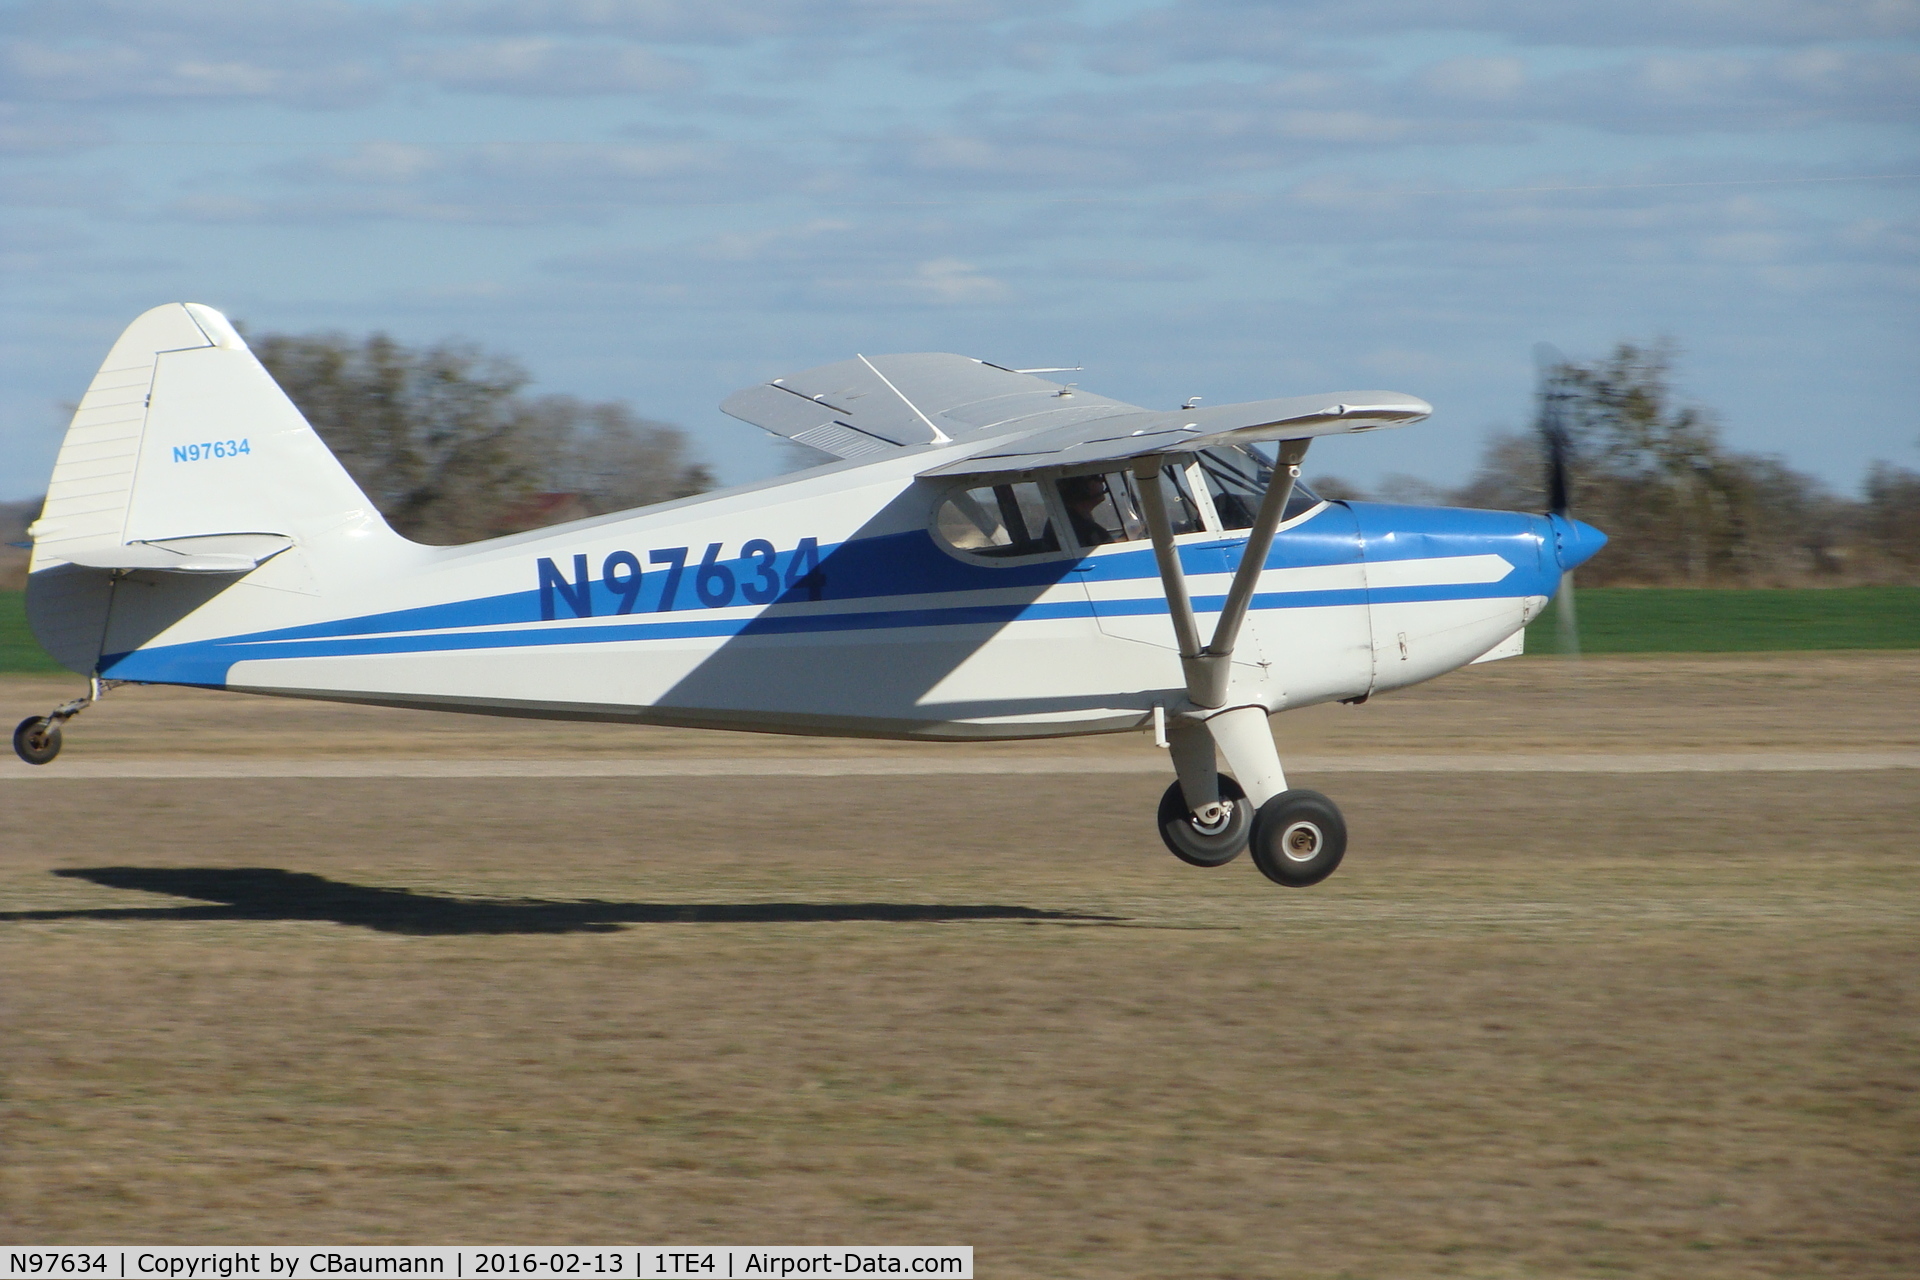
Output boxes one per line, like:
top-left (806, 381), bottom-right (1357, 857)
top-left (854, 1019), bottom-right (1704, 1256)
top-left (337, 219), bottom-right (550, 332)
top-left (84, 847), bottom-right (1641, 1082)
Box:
top-left (1125, 442), bottom-right (1348, 887)
top-left (1154, 707), bottom-right (1348, 887)
top-left (1156, 777), bottom-right (1348, 886)
top-left (11, 678), bottom-right (118, 766)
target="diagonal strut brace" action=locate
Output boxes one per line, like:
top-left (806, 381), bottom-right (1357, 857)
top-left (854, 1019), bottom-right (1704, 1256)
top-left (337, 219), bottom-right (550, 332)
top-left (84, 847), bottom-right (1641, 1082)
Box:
top-left (1131, 438), bottom-right (1309, 710)
top-left (1132, 441), bottom-right (1310, 816)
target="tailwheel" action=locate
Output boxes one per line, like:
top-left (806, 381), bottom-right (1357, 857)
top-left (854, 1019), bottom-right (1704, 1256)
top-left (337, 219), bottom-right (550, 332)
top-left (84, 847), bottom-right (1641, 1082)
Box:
top-left (1249, 789), bottom-right (1347, 887)
top-left (1157, 775), bottom-right (1251, 867)
top-left (13, 716), bottom-right (62, 766)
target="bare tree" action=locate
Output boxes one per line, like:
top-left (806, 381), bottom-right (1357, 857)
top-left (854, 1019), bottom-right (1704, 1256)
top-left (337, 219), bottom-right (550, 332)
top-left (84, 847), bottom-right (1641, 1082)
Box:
top-left (1, 497), bottom-right (38, 590)
top-left (1859, 462), bottom-right (1920, 582)
top-left (1325, 340), bottom-right (1914, 587)
top-left (251, 331), bottom-right (711, 544)
top-left (521, 394), bottom-right (714, 518)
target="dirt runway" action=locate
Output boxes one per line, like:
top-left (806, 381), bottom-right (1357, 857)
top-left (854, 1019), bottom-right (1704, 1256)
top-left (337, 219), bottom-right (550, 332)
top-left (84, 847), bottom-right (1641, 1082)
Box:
top-left (2, 656), bottom-right (1916, 1277)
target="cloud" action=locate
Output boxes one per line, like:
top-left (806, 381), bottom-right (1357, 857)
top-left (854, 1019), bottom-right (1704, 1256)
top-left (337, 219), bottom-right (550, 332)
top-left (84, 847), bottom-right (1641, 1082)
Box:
top-left (0, 36), bottom-right (383, 108)
top-left (0, 221), bottom-right (94, 272)
top-left (1417, 56), bottom-right (1530, 103)
top-left (1533, 48), bottom-right (1920, 133)
top-left (0, 167), bottom-right (124, 210)
top-left (423, 0), bottom-right (1053, 43)
top-left (868, 76), bottom-right (1522, 190)
top-left (1141, 162), bottom-right (1920, 311)
top-left (0, 105), bottom-right (111, 155)
top-left (1085, 0), bottom-right (1920, 66)
top-left (899, 257), bottom-right (1013, 303)
top-left (0, 218), bottom-right (182, 283)
top-left (540, 216), bottom-right (1026, 308)
top-left (166, 138), bottom-right (793, 223)
top-left (403, 38), bottom-right (701, 95)
top-left (854, 44), bottom-right (1918, 199)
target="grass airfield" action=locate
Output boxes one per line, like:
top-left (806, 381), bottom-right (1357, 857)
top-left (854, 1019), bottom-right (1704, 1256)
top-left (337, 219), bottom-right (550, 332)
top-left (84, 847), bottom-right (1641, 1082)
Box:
top-left (1, 654), bottom-right (1916, 1277)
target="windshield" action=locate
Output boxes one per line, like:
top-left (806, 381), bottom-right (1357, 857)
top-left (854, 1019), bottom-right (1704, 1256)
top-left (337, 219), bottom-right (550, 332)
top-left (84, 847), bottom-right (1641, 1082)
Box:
top-left (1196, 444), bottom-right (1323, 528)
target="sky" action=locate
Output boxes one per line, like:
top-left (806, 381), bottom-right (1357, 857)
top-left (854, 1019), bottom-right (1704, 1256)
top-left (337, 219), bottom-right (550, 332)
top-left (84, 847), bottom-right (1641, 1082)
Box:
top-left (3, 0), bottom-right (1916, 502)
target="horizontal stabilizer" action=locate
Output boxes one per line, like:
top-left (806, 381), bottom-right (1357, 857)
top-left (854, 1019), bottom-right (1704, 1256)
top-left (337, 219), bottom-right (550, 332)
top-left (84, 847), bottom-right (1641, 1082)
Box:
top-left (59, 533), bottom-right (293, 574)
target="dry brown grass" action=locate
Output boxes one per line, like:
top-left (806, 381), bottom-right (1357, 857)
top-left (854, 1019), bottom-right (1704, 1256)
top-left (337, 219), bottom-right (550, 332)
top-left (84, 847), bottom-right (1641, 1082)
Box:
top-left (2, 657), bottom-right (1917, 1277)
top-left (5, 651), bottom-right (1919, 760)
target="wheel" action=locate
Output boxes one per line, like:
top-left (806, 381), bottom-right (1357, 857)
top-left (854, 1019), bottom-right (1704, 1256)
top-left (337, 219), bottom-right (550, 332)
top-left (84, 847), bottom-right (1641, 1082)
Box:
top-left (1157, 774), bottom-right (1251, 867)
top-left (13, 716), bottom-right (62, 766)
top-left (1249, 789), bottom-right (1347, 887)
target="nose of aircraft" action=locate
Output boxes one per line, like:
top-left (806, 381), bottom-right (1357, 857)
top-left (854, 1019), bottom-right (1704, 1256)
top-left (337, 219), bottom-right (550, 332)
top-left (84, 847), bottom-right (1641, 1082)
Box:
top-left (1548, 513), bottom-right (1608, 572)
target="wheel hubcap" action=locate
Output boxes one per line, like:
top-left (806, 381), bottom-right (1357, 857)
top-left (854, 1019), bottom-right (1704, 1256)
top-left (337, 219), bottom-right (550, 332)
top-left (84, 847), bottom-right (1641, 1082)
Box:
top-left (1280, 820), bottom-right (1323, 862)
top-left (1190, 800), bottom-right (1234, 836)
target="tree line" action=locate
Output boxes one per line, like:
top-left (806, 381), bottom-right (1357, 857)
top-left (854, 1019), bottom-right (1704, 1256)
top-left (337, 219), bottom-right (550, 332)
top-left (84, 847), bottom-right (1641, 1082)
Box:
top-left (5, 332), bottom-right (1915, 588)
top-left (1317, 341), bottom-right (1919, 586)
top-left (251, 329), bottom-right (714, 545)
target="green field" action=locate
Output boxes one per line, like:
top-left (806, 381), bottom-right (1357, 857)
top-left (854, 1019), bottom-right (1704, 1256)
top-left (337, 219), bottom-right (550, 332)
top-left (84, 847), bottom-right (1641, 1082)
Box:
top-left (2, 586), bottom-right (1916, 673)
top-left (1525, 585), bottom-right (1920, 653)
top-left (0, 589), bottom-right (61, 672)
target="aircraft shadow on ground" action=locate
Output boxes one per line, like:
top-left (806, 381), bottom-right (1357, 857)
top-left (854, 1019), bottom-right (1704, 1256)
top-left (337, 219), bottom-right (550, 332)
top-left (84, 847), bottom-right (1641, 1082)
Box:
top-left (0, 867), bottom-right (1122, 936)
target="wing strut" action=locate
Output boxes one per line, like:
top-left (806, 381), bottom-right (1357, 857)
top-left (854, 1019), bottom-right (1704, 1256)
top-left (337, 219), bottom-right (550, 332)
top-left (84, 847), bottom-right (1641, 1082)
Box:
top-left (1130, 439), bottom-right (1309, 710)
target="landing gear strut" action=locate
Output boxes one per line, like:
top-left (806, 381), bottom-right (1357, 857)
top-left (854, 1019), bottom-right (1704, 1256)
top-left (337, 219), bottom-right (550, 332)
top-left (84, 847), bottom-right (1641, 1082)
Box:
top-left (12, 677), bottom-right (118, 766)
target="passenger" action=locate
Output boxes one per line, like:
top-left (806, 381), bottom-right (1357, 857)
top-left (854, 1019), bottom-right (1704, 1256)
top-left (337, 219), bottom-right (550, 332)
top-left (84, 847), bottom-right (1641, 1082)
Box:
top-left (1058, 475), bottom-right (1114, 547)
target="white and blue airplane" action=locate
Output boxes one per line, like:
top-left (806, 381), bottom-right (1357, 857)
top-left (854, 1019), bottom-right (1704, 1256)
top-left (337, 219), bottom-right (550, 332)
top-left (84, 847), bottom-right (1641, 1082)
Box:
top-left (14, 303), bottom-right (1604, 886)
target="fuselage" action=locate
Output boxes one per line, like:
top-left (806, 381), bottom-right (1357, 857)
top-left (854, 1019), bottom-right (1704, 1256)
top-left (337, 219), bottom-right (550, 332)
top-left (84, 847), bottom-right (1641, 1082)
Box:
top-left (73, 445), bottom-right (1570, 740)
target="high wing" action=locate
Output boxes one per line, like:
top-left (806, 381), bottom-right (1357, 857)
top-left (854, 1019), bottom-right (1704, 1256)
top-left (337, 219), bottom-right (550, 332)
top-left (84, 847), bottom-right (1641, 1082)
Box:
top-left (720, 353), bottom-right (1430, 478)
top-left (719, 354), bottom-right (1138, 460)
top-left (919, 390), bottom-right (1431, 481)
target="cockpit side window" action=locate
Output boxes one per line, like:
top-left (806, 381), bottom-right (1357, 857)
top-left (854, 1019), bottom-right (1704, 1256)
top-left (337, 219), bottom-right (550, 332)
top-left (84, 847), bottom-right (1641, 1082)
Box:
top-left (934, 482), bottom-right (1062, 558)
top-left (1197, 443), bottom-right (1323, 528)
top-left (1054, 466), bottom-right (1204, 548)
top-left (1055, 473), bottom-right (1140, 547)
top-left (934, 454), bottom-right (1307, 563)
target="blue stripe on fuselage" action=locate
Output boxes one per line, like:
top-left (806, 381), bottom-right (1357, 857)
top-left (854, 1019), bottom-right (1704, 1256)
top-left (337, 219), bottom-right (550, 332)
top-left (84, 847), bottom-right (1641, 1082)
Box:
top-left (99, 502), bottom-right (1556, 684)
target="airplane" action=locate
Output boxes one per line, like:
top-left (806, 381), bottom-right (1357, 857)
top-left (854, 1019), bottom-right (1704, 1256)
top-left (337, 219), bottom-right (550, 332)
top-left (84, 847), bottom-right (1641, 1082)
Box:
top-left (12, 303), bottom-right (1605, 887)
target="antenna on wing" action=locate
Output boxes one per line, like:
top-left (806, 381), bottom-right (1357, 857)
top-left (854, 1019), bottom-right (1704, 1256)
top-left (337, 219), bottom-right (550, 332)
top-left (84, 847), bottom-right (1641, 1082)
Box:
top-left (1534, 342), bottom-right (1580, 657)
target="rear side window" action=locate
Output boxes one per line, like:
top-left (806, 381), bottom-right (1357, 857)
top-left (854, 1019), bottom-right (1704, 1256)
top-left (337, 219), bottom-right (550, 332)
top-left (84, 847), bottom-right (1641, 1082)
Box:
top-left (934, 482), bottom-right (1062, 558)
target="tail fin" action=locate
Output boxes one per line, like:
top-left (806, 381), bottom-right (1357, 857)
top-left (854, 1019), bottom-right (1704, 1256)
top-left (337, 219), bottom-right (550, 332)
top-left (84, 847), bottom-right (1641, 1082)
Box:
top-left (27, 303), bottom-right (405, 673)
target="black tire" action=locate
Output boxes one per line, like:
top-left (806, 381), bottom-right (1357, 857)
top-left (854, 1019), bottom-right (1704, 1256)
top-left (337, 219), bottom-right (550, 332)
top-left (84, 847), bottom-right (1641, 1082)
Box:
top-left (1249, 789), bottom-right (1347, 887)
top-left (1157, 774), bottom-right (1251, 867)
top-left (13, 716), bottom-right (61, 766)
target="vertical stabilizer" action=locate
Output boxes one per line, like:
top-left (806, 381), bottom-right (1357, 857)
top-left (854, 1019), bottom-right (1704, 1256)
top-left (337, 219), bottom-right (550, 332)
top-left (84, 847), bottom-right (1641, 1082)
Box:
top-left (25, 303), bottom-right (407, 673)
top-left (29, 303), bottom-right (396, 570)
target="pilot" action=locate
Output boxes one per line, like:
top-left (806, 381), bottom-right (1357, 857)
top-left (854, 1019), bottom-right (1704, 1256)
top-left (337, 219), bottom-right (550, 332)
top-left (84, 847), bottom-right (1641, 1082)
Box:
top-left (1057, 474), bottom-right (1114, 546)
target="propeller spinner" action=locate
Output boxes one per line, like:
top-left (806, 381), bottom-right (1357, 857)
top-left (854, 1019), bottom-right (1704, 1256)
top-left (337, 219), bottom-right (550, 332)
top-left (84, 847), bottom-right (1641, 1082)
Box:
top-left (1534, 344), bottom-right (1606, 653)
